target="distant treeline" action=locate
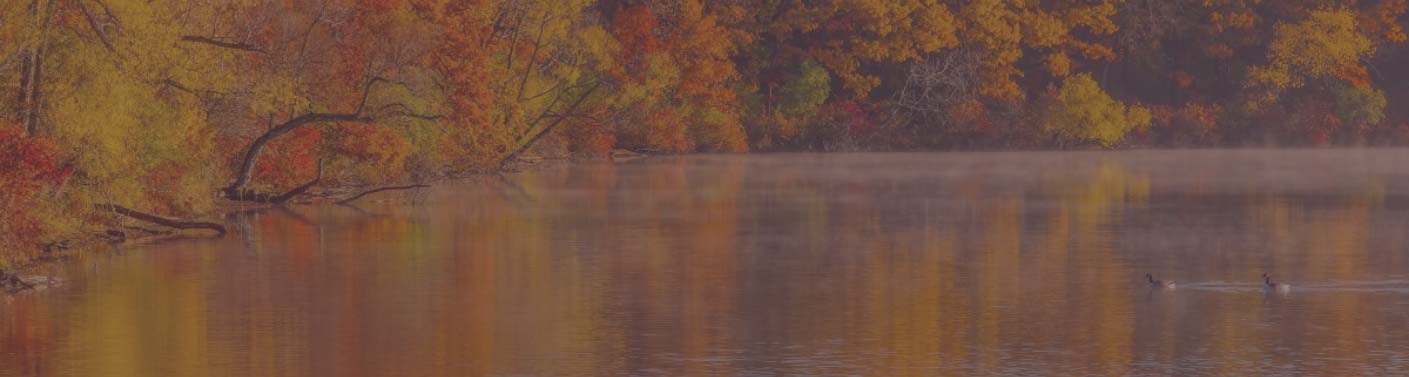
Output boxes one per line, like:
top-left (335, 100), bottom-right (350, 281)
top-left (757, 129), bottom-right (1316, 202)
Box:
top-left (2, 1), bottom-right (1408, 261)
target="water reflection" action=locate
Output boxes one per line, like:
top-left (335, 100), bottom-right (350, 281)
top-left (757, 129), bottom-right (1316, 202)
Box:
top-left (5, 150), bottom-right (1409, 375)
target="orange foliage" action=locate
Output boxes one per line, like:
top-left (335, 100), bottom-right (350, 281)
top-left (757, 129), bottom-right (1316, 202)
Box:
top-left (421, 0), bottom-right (502, 167)
top-left (644, 108), bottom-right (693, 153)
top-left (950, 100), bottom-right (995, 134)
top-left (1172, 71), bottom-right (1195, 90)
top-left (1147, 103), bottom-right (1221, 145)
top-left (328, 122), bottom-right (413, 182)
top-left (1358, 0), bottom-right (1408, 43)
top-left (605, 1), bottom-right (749, 153)
top-left (1333, 64), bottom-right (1372, 88)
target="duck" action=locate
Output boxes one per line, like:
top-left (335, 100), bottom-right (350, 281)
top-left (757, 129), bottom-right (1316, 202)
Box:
top-left (1146, 273), bottom-right (1176, 289)
top-left (1263, 273), bottom-right (1291, 293)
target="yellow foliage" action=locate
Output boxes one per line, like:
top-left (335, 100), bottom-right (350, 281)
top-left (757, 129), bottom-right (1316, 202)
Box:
top-left (1044, 53), bottom-right (1072, 77)
top-left (1244, 9), bottom-right (1373, 110)
top-left (1042, 74), bottom-right (1151, 147)
top-left (958, 0), bottom-right (1119, 100)
top-left (40, 0), bottom-right (227, 213)
top-left (1267, 10), bottom-right (1373, 80)
top-left (760, 0), bottom-right (959, 98)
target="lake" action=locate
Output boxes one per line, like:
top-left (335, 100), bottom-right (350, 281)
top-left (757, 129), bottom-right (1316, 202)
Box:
top-left (5, 150), bottom-right (1409, 376)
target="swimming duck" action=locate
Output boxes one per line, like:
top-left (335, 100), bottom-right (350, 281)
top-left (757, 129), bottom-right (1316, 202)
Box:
top-left (1263, 273), bottom-right (1291, 293)
top-left (1146, 273), bottom-right (1176, 288)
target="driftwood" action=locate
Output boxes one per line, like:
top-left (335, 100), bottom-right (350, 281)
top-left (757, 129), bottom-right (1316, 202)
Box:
top-left (1, 271), bottom-right (63, 294)
top-left (337, 184), bottom-right (430, 205)
top-left (1, 271), bottom-right (33, 293)
top-left (95, 204), bottom-right (227, 236)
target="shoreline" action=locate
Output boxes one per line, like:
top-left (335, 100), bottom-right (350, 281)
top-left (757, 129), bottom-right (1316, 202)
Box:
top-left (6, 145), bottom-right (1405, 293)
top-left (0, 155), bottom-right (590, 294)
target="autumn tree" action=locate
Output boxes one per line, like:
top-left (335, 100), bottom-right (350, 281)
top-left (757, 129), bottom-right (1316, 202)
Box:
top-left (1040, 74), bottom-right (1152, 147)
top-left (0, 124), bottom-right (59, 265)
top-left (592, 0), bottom-right (749, 153)
top-left (6, 0), bottom-right (1409, 261)
top-left (1245, 9), bottom-right (1375, 110)
top-left (205, 0), bottom-right (442, 201)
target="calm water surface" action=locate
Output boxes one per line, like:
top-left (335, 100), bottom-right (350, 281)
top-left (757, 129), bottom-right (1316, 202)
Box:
top-left (5, 150), bottom-right (1409, 376)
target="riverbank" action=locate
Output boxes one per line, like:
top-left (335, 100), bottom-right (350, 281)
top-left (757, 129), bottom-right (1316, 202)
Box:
top-left (0, 151), bottom-right (636, 294)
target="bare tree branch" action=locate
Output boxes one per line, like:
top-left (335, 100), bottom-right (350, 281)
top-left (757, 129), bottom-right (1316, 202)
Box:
top-left (179, 35), bottom-right (265, 53)
top-left (91, 0), bottom-right (119, 27)
top-left (501, 81), bottom-right (600, 167)
top-left (75, 0), bottom-right (115, 52)
top-left (517, 13), bottom-right (552, 101)
top-left (336, 184), bottom-right (430, 205)
top-left (374, 103), bottom-right (442, 121)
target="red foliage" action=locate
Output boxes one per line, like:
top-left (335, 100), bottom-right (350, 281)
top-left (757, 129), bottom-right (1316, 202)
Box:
top-left (1292, 98), bottom-right (1340, 146)
top-left (566, 108), bottom-right (616, 155)
top-left (0, 125), bottom-right (59, 250)
top-left (253, 126), bottom-right (324, 188)
top-left (1147, 102), bottom-right (1220, 145)
top-left (828, 100), bottom-right (872, 136)
top-left (613, 5), bottom-right (664, 55)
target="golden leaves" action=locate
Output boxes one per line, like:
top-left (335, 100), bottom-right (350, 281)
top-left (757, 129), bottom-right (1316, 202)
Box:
top-left (1244, 9), bottom-right (1373, 110)
top-left (1041, 74), bottom-right (1151, 147)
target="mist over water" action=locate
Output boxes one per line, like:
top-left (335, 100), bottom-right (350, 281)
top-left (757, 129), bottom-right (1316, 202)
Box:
top-left (5, 149), bottom-right (1409, 376)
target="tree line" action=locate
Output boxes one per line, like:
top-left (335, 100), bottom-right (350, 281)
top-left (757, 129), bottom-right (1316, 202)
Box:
top-left (2, 0), bottom-right (1408, 261)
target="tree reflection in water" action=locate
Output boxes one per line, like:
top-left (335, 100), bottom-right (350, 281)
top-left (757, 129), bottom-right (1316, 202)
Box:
top-left (5, 150), bottom-right (1409, 376)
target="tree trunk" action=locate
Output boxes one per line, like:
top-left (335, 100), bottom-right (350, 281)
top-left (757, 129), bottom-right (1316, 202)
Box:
top-left (223, 79), bottom-right (435, 201)
top-left (26, 38), bottom-right (45, 135)
top-left (17, 0), bottom-right (54, 135)
top-left (17, 52), bottom-right (32, 130)
top-left (224, 113), bottom-right (363, 197)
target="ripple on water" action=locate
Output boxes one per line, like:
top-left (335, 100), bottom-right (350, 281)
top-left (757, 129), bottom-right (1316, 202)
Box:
top-left (1171, 278), bottom-right (1409, 294)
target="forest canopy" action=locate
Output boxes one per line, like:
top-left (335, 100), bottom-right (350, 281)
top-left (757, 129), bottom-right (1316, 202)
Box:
top-left (3, 0), bottom-right (1409, 263)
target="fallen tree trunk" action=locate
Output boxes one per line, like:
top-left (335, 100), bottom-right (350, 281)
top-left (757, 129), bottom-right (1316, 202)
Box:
top-left (95, 204), bottom-right (227, 236)
top-left (1, 271), bottom-right (34, 293)
top-left (337, 184), bottom-right (430, 205)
